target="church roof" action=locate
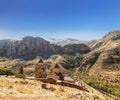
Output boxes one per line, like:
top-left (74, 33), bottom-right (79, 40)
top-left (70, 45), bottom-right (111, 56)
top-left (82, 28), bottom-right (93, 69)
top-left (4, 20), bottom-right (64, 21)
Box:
top-left (38, 58), bottom-right (43, 63)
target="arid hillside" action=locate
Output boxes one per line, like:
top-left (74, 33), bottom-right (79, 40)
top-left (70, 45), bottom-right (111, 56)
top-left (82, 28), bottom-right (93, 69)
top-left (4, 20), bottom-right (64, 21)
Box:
top-left (76, 31), bottom-right (120, 98)
top-left (79, 31), bottom-right (120, 75)
top-left (0, 77), bottom-right (111, 100)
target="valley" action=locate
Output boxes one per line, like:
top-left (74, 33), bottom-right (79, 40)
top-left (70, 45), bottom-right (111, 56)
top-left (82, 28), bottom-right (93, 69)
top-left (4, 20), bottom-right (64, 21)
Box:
top-left (0, 30), bottom-right (120, 100)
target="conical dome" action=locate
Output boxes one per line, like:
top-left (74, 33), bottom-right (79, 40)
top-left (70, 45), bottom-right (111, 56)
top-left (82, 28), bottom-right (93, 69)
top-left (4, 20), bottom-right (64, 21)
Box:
top-left (54, 63), bottom-right (60, 68)
top-left (38, 58), bottom-right (43, 63)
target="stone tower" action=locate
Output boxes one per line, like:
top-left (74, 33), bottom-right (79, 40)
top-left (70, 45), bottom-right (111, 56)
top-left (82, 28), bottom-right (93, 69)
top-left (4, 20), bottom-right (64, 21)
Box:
top-left (34, 58), bottom-right (47, 78)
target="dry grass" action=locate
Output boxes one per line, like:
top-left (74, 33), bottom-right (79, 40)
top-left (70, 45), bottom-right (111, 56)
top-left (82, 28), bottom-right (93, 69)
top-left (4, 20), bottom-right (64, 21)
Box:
top-left (0, 77), bottom-right (111, 100)
top-left (23, 67), bottom-right (34, 74)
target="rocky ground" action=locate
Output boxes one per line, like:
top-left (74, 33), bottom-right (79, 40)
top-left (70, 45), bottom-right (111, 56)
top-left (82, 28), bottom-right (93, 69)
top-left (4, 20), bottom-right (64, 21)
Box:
top-left (0, 77), bottom-right (111, 100)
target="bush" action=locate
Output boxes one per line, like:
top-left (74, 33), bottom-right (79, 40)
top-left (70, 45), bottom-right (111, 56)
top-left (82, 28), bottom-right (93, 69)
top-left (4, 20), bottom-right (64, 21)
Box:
top-left (15, 66), bottom-right (26, 79)
top-left (0, 68), bottom-right (17, 76)
top-left (18, 66), bottom-right (24, 75)
top-left (84, 79), bottom-right (120, 97)
top-left (70, 70), bottom-right (120, 97)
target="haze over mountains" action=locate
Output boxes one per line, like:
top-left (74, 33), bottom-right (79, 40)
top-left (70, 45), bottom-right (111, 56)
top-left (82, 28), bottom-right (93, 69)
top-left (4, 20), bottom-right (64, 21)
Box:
top-left (46, 38), bottom-right (88, 46)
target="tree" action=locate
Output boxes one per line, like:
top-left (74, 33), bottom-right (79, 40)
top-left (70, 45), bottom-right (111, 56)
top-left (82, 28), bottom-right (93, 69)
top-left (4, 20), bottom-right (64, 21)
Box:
top-left (19, 66), bottom-right (24, 75)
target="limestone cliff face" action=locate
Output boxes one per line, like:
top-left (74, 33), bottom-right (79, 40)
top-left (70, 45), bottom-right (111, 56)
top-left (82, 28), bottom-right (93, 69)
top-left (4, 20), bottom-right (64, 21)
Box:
top-left (79, 31), bottom-right (120, 74)
top-left (0, 37), bottom-right (56, 59)
top-left (17, 36), bottom-right (57, 59)
top-left (0, 40), bottom-right (19, 57)
top-left (0, 36), bottom-right (90, 59)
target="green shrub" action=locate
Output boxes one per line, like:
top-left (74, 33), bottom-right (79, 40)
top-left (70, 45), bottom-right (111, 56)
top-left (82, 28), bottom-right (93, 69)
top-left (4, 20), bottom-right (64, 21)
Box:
top-left (63, 55), bottom-right (83, 69)
top-left (84, 79), bottom-right (120, 97)
top-left (0, 68), bottom-right (17, 76)
top-left (70, 70), bottom-right (120, 97)
top-left (15, 66), bottom-right (26, 79)
top-left (18, 66), bottom-right (24, 75)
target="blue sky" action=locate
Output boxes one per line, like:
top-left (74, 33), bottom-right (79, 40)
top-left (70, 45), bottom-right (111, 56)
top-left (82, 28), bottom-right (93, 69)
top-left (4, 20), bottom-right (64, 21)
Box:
top-left (0, 0), bottom-right (120, 40)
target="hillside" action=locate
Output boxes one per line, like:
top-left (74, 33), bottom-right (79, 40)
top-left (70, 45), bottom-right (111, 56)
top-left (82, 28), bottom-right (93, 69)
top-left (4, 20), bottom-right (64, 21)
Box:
top-left (79, 30), bottom-right (120, 74)
top-left (78, 31), bottom-right (120, 96)
top-left (0, 77), bottom-right (111, 100)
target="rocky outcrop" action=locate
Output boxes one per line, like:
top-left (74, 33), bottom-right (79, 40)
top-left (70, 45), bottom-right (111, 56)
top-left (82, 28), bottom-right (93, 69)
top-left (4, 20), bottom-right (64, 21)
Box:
top-left (16, 36), bottom-right (58, 59)
top-left (0, 36), bottom-right (90, 59)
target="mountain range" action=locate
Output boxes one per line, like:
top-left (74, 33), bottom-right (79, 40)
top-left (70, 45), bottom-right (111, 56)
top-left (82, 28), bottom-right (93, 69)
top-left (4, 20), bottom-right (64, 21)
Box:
top-left (46, 38), bottom-right (88, 46)
top-left (0, 36), bottom-right (90, 60)
top-left (0, 30), bottom-right (120, 99)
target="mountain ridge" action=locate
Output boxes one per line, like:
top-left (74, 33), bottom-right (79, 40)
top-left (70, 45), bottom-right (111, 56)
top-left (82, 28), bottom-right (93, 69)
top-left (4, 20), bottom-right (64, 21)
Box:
top-left (46, 38), bottom-right (88, 46)
top-left (79, 30), bottom-right (120, 75)
top-left (0, 36), bottom-right (90, 60)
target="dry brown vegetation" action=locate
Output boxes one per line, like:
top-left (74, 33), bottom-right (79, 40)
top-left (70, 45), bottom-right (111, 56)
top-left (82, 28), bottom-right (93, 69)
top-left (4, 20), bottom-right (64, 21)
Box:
top-left (0, 77), bottom-right (111, 100)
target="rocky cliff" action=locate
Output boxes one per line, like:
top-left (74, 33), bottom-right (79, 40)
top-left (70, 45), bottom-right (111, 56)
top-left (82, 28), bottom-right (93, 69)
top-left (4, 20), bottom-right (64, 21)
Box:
top-left (0, 36), bottom-right (90, 59)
